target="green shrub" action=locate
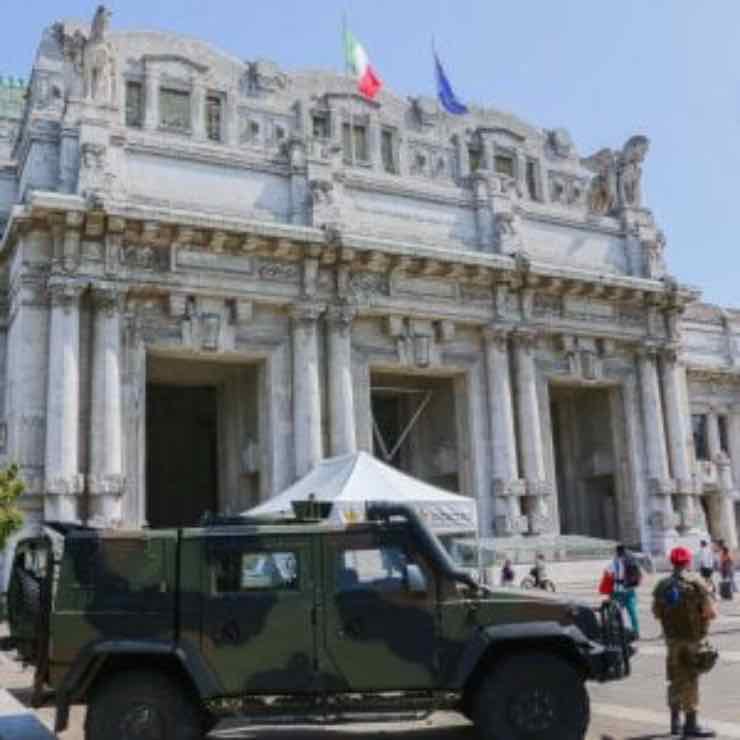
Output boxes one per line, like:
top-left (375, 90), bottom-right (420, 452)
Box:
top-left (0, 463), bottom-right (24, 551)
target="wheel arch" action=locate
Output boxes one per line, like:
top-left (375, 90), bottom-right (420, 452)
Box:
top-left (54, 640), bottom-right (221, 734)
top-left (454, 625), bottom-right (591, 714)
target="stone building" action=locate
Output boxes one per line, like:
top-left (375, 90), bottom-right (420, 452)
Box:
top-left (1, 7), bottom-right (739, 576)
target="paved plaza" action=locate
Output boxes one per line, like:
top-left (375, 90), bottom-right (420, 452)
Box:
top-left (0, 575), bottom-right (738, 740)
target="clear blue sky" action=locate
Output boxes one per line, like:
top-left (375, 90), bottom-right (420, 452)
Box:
top-left (3, 1), bottom-right (738, 307)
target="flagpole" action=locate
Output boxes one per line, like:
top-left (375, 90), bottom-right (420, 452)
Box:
top-left (342, 9), bottom-right (354, 163)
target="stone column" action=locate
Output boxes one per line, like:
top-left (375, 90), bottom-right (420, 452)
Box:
top-left (637, 346), bottom-right (677, 543)
top-left (44, 280), bottom-right (84, 522)
top-left (327, 304), bottom-right (357, 457)
top-left (483, 326), bottom-right (524, 535)
top-left (512, 329), bottom-right (550, 534)
top-left (706, 411), bottom-right (739, 548)
top-left (291, 302), bottom-right (324, 477)
top-left (88, 286), bottom-right (125, 527)
top-left (192, 82), bottom-right (206, 140)
top-left (144, 70), bottom-right (160, 130)
top-left (660, 347), bottom-right (703, 533)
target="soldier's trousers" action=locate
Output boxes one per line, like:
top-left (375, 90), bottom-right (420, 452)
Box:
top-left (666, 640), bottom-right (700, 712)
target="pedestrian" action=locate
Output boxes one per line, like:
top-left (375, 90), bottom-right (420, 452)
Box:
top-left (697, 540), bottom-right (715, 592)
top-left (610, 544), bottom-right (641, 639)
top-left (719, 545), bottom-right (735, 600)
top-left (500, 558), bottom-right (515, 587)
top-left (530, 552), bottom-right (547, 588)
top-left (653, 546), bottom-right (717, 737)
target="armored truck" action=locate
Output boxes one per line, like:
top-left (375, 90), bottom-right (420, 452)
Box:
top-left (5, 502), bottom-right (631, 740)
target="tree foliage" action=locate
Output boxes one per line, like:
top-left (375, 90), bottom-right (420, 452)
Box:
top-left (0, 464), bottom-right (24, 550)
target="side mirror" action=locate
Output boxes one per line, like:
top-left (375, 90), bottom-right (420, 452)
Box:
top-left (405, 564), bottom-right (428, 595)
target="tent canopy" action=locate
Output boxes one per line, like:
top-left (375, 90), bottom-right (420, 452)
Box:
top-left (245, 451), bottom-right (477, 534)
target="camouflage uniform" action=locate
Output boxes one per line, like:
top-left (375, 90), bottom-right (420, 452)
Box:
top-left (652, 572), bottom-right (713, 712)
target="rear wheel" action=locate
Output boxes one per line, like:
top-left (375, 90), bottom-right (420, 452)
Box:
top-left (520, 576), bottom-right (535, 589)
top-left (543, 578), bottom-right (556, 593)
top-left (85, 670), bottom-right (205, 740)
top-left (472, 652), bottom-right (589, 740)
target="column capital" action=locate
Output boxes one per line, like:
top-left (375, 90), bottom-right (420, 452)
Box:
top-left (635, 341), bottom-right (661, 362)
top-left (483, 323), bottom-right (514, 350)
top-left (47, 278), bottom-right (84, 310)
top-left (511, 326), bottom-right (539, 351)
top-left (90, 283), bottom-right (125, 316)
top-left (659, 342), bottom-right (684, 365)
top-left (326, 302), bottom-right (357, 334)
top-left (290, 300), bottom-right (325, 325)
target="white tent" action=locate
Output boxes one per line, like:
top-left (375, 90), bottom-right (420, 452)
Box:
top-left (245, 451), bottom-right (478, 534)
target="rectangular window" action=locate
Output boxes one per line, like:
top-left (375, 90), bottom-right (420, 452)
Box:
top-left (494, 154), bottom-right (515, 178)
top-left (342, 122), bottom-right (368, 163)
top-left (468, 146), bottom-right (482, 173)
top-left (336, 546), bottom-right (410, 593)
top-left (381, 128), bottom-right (396, 173)
top-left (312, 113), bottom-right (330, 139)
top-left (213, 550), bottom-right (299, 594)
top-left (692, 414), bottom-right (708, 461)
top-left (125, 81), bottom-right (143, 128)
top-left (159, 88), bottom-right (191, 132)
top-left (526, 159), bottom-right (539, 200)
top-left (719, 415), bottom-right (730, 455)
top-left (206, 94), bottom-right (222, 142)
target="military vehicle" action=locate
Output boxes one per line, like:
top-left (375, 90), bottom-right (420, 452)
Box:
top-left (4, 502), bottom-right (632, 740)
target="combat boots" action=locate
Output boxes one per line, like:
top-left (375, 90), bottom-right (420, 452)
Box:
top-left (670, 707), bottom-right (681, 736)
top-left (683, 711), bottom-right (716, 737)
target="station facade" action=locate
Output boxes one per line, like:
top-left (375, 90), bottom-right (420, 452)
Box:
top-left (1, 8), bottom-right (739, 572)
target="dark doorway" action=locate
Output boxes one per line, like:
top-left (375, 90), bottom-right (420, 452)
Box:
top-left (550, 385), bottom-right (621, 540)
top-left (370, 372), bottom-right (461, 493)
top-left (146, 385), bottom-right (219, 528)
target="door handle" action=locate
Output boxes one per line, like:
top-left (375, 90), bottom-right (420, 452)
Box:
top-left (342, 616), bottom-right (364, 639)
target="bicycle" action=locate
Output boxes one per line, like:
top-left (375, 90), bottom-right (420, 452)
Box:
top-left (520, 575), bottom-right (556, 592)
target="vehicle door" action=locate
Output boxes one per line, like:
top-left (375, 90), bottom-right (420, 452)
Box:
top-left (201, 533), bottom-right (317, 694)
top-left (322, 528), bottom-right (438, 691)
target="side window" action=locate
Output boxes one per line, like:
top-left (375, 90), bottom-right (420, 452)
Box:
top-left (212, 550), bottom-right (299, 595)
top-left (336, 545), bottom-right (409, 594)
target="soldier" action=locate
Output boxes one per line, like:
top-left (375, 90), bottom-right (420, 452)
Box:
top-left (653, 546), bottom-right (717, 737)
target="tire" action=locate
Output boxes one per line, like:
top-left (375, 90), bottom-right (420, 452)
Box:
top-left (85, 670), bottom-right (205, 740)
top-left (472, 652), bottom-right (590, 740)
top-left (520, 577), bottom-right (535, 589)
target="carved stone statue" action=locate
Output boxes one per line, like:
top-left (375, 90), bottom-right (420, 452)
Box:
top-left (643, 228), bottom-right (667, 278)
top-left (495, 210), bottom-right (522, 254)
top-left (583, 148), bottom-right (618, 215)
top-left (618, 135), bottom-right (650, 208)
top-left (83, 6), bottom-right (116, 104)
top-left (547, 128), bottom-right (574, 158)
top-left (90, 5), bottom-right (111, 43)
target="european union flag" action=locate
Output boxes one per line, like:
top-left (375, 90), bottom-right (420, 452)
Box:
top-left (434, 52), bottom-right (468, 115)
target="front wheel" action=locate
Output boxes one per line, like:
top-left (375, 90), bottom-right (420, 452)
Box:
top-left (472, 652), bottom-right (590, 740)
top-left (85, 670), bottom-right (205, 740)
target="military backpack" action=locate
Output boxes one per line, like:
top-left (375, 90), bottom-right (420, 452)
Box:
top-left (658, 575), bottom-right (708, 641)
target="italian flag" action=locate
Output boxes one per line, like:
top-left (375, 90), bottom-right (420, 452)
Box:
top-left (344, 29), bottom-right (383, 100)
